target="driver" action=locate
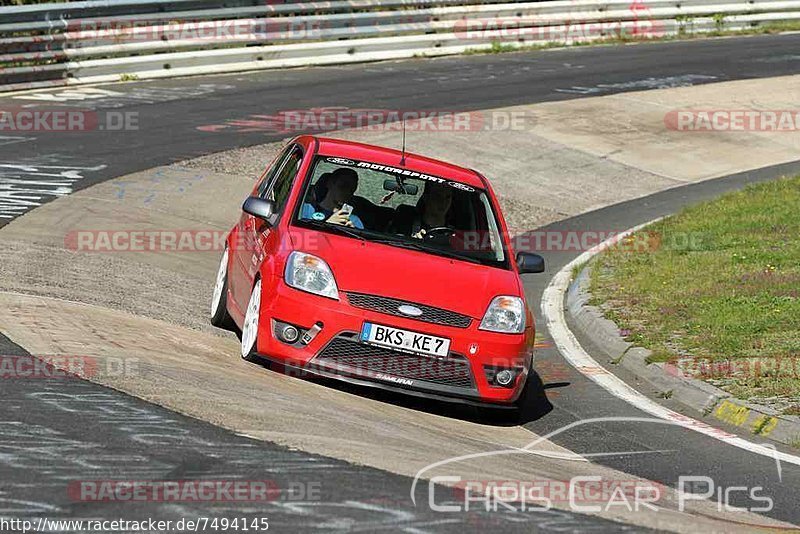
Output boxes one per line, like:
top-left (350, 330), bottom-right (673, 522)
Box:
top-left (301, 168), bottom-right (364, 229)
top-left (411, 181), bottom-right (453, 239)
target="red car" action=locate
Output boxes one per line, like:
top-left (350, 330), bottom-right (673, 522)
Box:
top-left (210, 136), bottom-right (545, 407)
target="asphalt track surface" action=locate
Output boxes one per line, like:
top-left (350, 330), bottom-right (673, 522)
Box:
top-left (0, 333), bottom-right (639, 533)
top-left (3, 33), bottom-right (800, 223)
top-left (2, 33), bottom-right (800, 532)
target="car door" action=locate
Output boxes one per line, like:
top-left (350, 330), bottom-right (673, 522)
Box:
top-left (231, 144), bottom-right (304, 308)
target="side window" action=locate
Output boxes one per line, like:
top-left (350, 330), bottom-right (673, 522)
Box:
top-left (256, 144), bottom-right (293, 198)
top-left (264, 147), bottom-right (303, 215)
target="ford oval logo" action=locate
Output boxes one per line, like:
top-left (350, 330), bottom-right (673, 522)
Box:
top-left (398, 305), bottom-right (423, 317)
top-left (327, 157), bottom-right (355, 166)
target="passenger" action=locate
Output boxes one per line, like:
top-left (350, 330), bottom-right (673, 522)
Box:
top-left (301, 168), bottom-right (364, 229)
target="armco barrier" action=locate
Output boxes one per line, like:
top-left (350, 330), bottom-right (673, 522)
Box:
top-left (2, 0), bottom-right (800, 92)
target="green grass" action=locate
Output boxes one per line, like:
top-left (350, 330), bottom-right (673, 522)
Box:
top-left (590, 176), bottom-right (800, 401)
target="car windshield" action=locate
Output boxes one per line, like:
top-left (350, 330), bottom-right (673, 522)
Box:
top-left (293, 155), bottom-right (508, 268)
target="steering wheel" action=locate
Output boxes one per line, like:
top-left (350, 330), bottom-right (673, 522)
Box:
top-left (423, 226), bottom-right (456, 241)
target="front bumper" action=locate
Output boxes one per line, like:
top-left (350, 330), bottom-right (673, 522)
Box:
top-left (257, 280), bottom-right (535, 405)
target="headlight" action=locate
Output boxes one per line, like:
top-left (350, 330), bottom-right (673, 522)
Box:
top-left (479, 296), bottom-right (525, 334)
top-left (284, 251), bottom-right (339, 300)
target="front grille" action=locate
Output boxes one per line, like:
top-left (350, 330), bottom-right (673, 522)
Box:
top-left (315, 335), bottom-right (475, 390)
top-left (345, 292), bottom-right (472, 328)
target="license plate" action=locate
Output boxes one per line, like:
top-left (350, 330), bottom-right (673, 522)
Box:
top-left (360, 322), bottom-right (450, 358)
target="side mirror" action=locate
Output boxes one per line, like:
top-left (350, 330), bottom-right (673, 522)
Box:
top-left (516, 252), bottom-right (545, 274)
top-left (242, 196), bottom-right (275, 224)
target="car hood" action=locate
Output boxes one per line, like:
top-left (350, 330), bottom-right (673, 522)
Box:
top-left (289, 227), bottom-right (521, 319)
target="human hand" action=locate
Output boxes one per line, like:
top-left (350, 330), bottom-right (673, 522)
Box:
top-left (327, 208), bottom-right (350, 226)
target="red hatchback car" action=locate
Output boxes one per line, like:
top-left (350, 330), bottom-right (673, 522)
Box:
top-left (210, 136), bottom-right (545, 407)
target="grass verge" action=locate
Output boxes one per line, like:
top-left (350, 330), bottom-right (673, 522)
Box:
top-left (590, 176), bottom-right (800, 402)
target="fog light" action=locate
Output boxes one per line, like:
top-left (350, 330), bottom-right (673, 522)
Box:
top-left (495, 369), bottom-right (515, 386)
top-left (280, 325), bottom-right (299, 343)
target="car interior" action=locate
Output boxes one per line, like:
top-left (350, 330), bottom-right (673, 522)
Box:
top-left (309, 167), bottom-right (484, 238)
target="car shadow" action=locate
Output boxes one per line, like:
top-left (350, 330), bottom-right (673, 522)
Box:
top-left (257, 358), bottom-right (553, 427)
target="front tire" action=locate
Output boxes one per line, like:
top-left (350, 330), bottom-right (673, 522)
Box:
top-left (240, 279), bottom-right (262, 362)
top-left (210, 248), bottom-right (235, 330)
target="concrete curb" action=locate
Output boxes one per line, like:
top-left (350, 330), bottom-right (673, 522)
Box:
top-left (567, 263), bottom-right (800, 448)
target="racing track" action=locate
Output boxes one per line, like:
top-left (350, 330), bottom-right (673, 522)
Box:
top-left (3, 33), bottom-right (800, 225)
top-left (2, 34), bottom-right (800, 532)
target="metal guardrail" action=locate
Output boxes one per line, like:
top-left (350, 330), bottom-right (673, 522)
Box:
top-left (2, 0), bottom-right (800, 92)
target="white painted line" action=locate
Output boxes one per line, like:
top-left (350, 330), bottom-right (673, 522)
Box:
top-left (541, 219), bottom-right (800, 469)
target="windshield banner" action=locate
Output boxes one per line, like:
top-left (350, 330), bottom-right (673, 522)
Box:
top-left (324, 157), bottom-right (476, 192)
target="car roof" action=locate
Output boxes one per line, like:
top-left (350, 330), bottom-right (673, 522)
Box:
top-left (308, 136), bottom-right (486, 189)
